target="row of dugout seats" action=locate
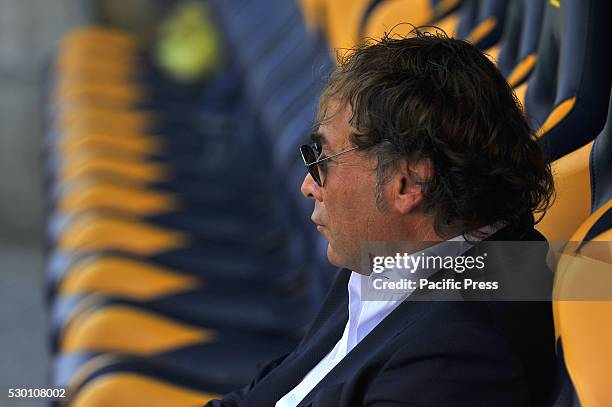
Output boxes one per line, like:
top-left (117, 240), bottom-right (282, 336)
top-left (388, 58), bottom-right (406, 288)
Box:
top-left (41, 0), bottom-right (611, 405)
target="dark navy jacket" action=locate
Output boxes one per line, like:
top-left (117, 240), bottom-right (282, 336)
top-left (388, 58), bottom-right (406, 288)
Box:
top-left (207, 226), bottom-right (556, 406)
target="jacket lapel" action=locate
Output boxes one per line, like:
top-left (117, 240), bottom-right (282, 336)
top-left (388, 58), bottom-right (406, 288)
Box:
top-left (242, 269), bottom-right (351, 407)
top-left (297, 299), bottom-right (433, 406)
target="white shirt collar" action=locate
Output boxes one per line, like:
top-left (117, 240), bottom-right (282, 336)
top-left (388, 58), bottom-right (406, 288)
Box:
top-left (348, 223), bottom-right (504, 341)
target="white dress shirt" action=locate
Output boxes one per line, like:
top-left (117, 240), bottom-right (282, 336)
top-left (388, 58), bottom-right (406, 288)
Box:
top-left (275, 232), bottom-right (487, 407)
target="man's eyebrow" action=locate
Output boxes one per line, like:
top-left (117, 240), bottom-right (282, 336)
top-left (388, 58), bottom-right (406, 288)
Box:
top-left (311, 131), bottom-right (327, 146)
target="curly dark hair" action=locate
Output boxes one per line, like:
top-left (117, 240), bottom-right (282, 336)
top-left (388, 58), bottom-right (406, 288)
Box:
top-left (317, 29), bottom-right (554, 238)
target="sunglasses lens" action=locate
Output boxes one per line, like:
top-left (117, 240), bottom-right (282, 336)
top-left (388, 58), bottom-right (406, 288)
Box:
top-left (300, 145), bottom-right (322, 186)
top-left (300, 145), bottom-right (315, 164)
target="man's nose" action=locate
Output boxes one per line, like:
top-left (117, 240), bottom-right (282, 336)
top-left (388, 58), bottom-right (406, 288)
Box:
top-left (301, 172), bottom-right (323, 201)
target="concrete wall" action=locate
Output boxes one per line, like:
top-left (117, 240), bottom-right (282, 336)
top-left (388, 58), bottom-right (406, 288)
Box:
top-left (0, 3), bottom-right (90, 404)
top-left (0, 0), bottom-right (89, 242)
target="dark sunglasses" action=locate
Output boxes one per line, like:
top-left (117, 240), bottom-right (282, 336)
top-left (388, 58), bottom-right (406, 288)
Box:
top-left (299, 143), bottom-right (358, 187)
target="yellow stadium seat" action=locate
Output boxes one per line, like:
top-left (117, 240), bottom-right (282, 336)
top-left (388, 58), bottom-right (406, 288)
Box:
top-left (536, 141), bottom-right (593, 241)
top-left (58, 256), bottom-right (200, 300)
top-left (547, 90), bottom-right (612, 407)
top-left (323, 0), bottom-right (376, 50)
top-left (70, 373), bottom-right (219, 407)
top-left (553, 199), bottom-right (612, 406)
top-left (462, 0), bottom-right (507, 50)
top-left (61, 26), bottom-right (138, 50)
top-left (429, 0), bottom-right (463, 37)
top-left (298, 0), bottom-right (328, 33)
top-left (524, 0), bottom-right (610, 161)
top-left (58, 182), bottom-right (179, 217)
top-left (493, 0), bottom-right (544, 86)
top-left (61, 305), bottom-right (214, 354)
top-left (363, 0), bottom-right (433, 41)
top-left (57, 215), bottom-right (187, 255)
top-left (56, 82), bottom-right (143, 107)
top-left (59, 109), bottom-right (152, 134)
top-left (59, 130), bottom-right (162, 157)
top-left (59, 155), bottom-right (170, 185)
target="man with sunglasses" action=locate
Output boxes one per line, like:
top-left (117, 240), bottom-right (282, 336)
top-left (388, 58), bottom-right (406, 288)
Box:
top-left (208, 31), bottom-right (556, 407)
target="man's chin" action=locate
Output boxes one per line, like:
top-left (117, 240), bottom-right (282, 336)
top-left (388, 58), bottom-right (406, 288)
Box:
top-left (326, 244), bottom-right (341, 267)
top-left (326, 244), bottom-right (353, 271)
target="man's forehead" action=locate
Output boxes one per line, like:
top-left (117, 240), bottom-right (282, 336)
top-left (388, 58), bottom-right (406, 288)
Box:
top-left (315, 101), bottom-right (354, 149)
top-left (319, 98), bottom-right (349, 124)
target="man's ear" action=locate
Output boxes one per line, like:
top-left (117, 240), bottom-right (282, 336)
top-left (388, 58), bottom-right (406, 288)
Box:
top-left (393, 159), bottom-right (433, 214)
